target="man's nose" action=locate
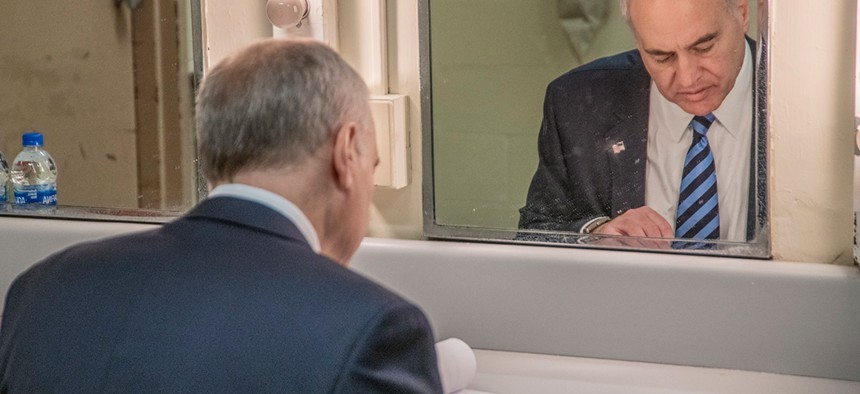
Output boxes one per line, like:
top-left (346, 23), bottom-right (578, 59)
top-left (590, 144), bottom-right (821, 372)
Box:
top-left (675, 55), bottom-right (702, 88)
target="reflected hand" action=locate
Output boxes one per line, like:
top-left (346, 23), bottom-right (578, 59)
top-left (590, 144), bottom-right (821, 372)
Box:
top-left (593, 206), bottom-right (673, 238)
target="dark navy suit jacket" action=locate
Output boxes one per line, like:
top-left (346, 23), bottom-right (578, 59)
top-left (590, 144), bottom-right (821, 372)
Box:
top-left (519, 42), bottom-right (760, 240)
top-left (519, 49), bottom-right (652, 233)
top-left (0, 197), bottom-right (443, 393)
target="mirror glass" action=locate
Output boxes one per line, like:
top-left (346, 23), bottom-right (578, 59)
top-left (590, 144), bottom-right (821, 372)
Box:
top-left (422, 0), bottom-right (769, 257)
top-left (0, 1), bottom-right (201, 221)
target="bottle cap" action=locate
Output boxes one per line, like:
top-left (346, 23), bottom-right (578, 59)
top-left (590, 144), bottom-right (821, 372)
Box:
top-left (22, 132), bottom-right (43, 147)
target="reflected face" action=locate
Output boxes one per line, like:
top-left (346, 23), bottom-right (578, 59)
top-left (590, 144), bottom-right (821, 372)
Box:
top-left (630, 0), bottom-right (749, 115)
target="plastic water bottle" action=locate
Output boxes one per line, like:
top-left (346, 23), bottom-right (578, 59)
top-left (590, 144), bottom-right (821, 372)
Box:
top-left (11, 132), bottom-right (57, 209)
top-left (0, 150), bottom-right (8, 204)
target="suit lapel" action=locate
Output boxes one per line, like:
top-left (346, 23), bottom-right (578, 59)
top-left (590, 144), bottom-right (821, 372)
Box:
top-left (606, 69), bottom-right (651, 217)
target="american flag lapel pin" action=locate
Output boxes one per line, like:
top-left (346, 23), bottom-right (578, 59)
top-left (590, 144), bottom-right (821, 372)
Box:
top-left (612, 141), bottom-right (626, 154)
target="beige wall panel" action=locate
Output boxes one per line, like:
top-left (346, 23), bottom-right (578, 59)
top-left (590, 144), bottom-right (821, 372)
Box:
top-left (0, 2), bottom-right (138, 207)
top-left (770, 0), bottom-right (856, 264)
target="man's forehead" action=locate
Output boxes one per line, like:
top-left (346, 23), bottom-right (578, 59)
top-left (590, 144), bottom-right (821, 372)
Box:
top-left (629, 0), bottom-right (730, 13)
top-left (630, 0), bottom-right (730, 46)
top-left (629, 0), bottom-right (734, 27)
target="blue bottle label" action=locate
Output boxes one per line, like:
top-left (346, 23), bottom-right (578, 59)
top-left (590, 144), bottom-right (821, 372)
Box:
top-left (14, 182), bottom-right (57, 205)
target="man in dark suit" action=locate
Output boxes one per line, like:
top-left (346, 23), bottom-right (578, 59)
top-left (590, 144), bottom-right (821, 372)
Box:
top-left (0, 39), bottom-right (443, 393)
top-left (519, 0), bottom-right (757, 243)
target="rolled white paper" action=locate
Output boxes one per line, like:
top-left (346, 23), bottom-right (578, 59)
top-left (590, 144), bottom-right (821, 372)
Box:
top-left (435, 338), bottom-right (477, 394)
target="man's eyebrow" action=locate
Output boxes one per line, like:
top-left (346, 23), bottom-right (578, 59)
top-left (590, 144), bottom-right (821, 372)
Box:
top-left (644, 48), bottom-right (673, 57)
top-left (687, 32), bottom-right (719, 49)
top-left (643, 32), bottom-right (720, 57)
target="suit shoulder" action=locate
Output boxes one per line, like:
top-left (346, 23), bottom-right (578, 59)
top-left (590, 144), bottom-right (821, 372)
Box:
top-left (549, 49), bottom-right (647, 90)
top-left (315, 256), bottom-right (412, 308)
top-left (578, 49), bottom-right (644, 71)
top-left (11, 228), bottom-right (162, 280)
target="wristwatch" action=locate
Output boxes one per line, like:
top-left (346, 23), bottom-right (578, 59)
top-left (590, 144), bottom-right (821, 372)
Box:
top-left (580, 216), bottom-right (611, 234)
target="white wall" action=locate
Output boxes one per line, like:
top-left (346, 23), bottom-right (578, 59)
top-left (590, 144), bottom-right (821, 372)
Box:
top-left (769, 1), bottom-right (856, 264)
top-left (200, 0), bottom-right (271, 69)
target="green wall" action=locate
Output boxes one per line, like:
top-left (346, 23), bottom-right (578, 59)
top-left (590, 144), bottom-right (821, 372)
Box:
top-left (431, 0), bottom-right (633, 229)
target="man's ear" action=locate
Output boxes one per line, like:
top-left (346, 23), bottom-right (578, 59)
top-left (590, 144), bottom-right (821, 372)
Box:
top-left (332, 122), bottom-right (359, 190)
top-left (737, 0), bottom-right (750, 32)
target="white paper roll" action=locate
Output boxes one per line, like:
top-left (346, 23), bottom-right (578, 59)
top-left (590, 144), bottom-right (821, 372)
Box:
top-left (435, 338), bottom-right (477, 394)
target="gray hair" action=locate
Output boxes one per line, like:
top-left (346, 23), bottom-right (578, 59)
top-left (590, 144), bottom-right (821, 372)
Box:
top-left (195, 39), bottom-right (370, 183)
top-left (619, 0), bottom-right (741, 26)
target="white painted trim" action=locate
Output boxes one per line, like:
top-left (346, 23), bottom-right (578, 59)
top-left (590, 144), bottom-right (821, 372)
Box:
top-left (338, 0), bottom-right (389, 94)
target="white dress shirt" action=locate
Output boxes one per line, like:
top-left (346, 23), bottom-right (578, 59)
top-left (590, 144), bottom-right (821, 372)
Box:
top-left (644, 44), bottom-right (753, 242)
top-left (208, 183), bottom-right (322, 253)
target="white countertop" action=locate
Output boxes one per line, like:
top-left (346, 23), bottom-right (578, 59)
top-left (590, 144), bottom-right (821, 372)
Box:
top-left (468, 350), bottom-right (860, 394)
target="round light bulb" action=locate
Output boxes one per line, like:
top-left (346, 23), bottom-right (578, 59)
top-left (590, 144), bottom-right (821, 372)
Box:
top-left (266, 0), bottom-right (309, 29)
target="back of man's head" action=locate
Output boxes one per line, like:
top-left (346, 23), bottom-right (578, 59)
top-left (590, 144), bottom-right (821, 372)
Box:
top-left (195, 39), bottom-right (370, 184)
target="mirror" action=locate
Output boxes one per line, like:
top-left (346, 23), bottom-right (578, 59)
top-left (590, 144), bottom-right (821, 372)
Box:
top-left (0, 0), bottom-right (202, 221)
top-left (422, 0), bottom-right (770, 257)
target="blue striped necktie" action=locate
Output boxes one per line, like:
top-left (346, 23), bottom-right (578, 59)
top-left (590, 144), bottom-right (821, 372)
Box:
top-left (675, 113), bottom-right (720, 240)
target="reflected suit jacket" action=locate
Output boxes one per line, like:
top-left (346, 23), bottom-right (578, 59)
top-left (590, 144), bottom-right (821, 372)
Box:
top-left (519, 43), bottom-right (760, 240)
top-left (0, 197), bottom-right (443, 393)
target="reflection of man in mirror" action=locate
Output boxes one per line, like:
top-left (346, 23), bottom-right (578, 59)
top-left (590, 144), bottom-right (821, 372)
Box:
top-left (519, 0), bottom-right (755, 242)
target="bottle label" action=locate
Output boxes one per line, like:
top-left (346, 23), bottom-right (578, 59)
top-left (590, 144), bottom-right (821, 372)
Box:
top-left (14, 182), bottom-right (57, 205)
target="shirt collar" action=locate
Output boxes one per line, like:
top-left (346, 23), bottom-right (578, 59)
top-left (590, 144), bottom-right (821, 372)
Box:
top-left (656, 40), bottom-right (753, 143)
top-left (207, 183), bottom-right (321, 253)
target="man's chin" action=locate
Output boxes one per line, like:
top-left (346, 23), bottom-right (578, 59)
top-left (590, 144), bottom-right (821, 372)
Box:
top-left (676, 100), bottom-right (719, 117)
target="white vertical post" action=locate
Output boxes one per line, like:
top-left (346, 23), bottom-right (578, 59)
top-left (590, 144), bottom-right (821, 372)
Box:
top-left (271, 0), bottom-right (409, 188)
top-left (338, 0), bottom-right (388, 94)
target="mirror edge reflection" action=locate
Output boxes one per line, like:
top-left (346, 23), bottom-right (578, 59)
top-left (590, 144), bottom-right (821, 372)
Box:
top-left (419, 0), bottom-right (435, 238)
top-left (0, 206), bottom-right (183, 224)
top-left (190, 0), bottom-right (208, 202)
top-left (421, 0), bottom-right (772, 259)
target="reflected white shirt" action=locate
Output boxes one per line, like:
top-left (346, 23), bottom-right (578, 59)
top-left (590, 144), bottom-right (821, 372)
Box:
top-left (644, 43), bottom-right (752, 242)
top-left (208, 183), bottom-right (321, 253)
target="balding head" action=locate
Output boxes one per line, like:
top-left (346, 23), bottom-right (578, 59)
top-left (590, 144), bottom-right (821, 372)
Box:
top-left (196, 39), bottom-right (371, 184)
top-left (620, 0), bottom-right (742, 31)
